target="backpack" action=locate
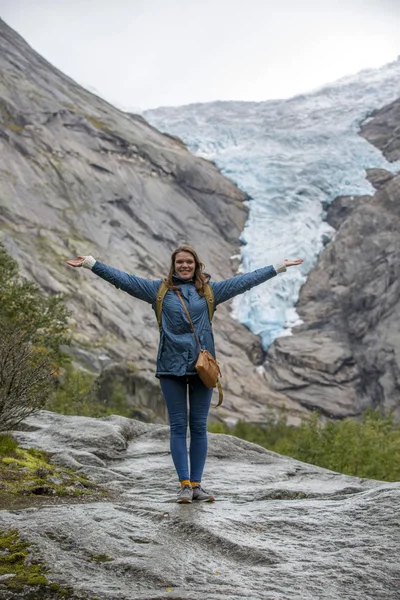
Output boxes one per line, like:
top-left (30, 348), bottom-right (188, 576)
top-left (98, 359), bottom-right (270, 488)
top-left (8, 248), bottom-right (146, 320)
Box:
top-left (155, 279), bottom-right (215, 329)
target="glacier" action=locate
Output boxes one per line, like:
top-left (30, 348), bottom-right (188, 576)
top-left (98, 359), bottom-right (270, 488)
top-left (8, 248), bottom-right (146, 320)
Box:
top-left (144, 60), bottom-right (400, 348)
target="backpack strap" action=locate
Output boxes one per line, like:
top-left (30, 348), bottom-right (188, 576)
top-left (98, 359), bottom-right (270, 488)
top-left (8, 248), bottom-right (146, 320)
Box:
top-left (155, 280), bottom-right (215, 329)
top-left (203, 283), bottom-right (215, 323)
top-left (155, 279), bottom-right (169, 330)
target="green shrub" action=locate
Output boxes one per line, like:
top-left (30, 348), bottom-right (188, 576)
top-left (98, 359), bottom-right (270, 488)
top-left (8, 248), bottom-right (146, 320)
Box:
top-left (0, 244), bottom-right (70, 366)
top-left (0, 245), bottom-right (71, 431)
top-left (47, 365), bottom-right (98, 416)
top-left (47, 364), bottom-right (132, 418)
top-left (209, 409), bottom-right (400, 482)
top-left (0, 245), bottom-right (134, 426)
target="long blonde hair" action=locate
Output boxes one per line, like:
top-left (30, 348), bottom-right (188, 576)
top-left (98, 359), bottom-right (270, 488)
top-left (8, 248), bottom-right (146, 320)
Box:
top-left (166, 245), bottom-right (208, 296)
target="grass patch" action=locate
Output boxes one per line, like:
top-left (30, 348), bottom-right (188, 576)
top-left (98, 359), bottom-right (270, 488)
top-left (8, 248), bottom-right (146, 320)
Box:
top-left (209, 409), bottom-right (400, 482)
top-left (0, 434), bottom-right (19, 456)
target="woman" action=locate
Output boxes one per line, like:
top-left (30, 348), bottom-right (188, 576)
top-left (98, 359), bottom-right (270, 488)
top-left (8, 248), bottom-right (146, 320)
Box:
top-left (67, 246), bottom-right (303, 503)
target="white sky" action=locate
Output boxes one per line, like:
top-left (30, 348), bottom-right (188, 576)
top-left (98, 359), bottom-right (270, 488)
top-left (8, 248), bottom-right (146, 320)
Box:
top-left (1, 0), bottom-right (400, 110)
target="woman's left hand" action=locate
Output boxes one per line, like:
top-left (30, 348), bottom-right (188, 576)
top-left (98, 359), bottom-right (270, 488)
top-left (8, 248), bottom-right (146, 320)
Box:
top-left (283, 259), bottom-right (304, 268)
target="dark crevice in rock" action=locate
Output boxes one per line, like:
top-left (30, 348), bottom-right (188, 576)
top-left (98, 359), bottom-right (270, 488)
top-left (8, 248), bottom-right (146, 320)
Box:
top-left (89, 163), bottom-right (113, 174)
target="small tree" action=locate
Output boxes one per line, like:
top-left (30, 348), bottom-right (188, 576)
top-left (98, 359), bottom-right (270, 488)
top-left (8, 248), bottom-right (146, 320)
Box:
top-left (0, 323), bottom-right (57, 431)
top-left (0, 244), bottom-right (71, 431)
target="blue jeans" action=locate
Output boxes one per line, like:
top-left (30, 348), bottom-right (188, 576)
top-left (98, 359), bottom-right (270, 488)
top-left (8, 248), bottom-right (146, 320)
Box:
top-left (160, 375), bottom-right (213, 482)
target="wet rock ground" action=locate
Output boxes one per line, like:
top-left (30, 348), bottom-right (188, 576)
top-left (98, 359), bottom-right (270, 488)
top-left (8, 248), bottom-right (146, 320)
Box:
top-left (1, 411), bottom-right (399, 599)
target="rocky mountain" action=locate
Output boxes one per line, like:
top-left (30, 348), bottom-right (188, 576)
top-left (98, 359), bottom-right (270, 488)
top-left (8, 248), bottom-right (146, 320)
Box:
top-left (1, 411), bottom-right (399, 599)
top-left (263, 101), bottom-right (400, 420)
top-left (1, 16), bottom-right (399, 425)
top-left (0, 19), bottom-right (294, 424)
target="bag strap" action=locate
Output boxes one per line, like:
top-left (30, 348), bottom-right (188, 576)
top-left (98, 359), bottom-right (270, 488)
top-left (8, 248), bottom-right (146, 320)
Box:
top-left (176, 290), bottom-right (223, 408)
top-left (203, 283), bottom-right (215, 323)
top-left (175, 291), bottom-right (201, 351)
top-left (155, 279), bottom-right (169, 330)
top-left (213, 380), bottom-right (223, 408)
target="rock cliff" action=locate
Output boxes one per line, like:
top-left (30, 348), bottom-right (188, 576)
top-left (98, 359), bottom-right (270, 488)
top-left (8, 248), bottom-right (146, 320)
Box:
top-left (0, 19), bottom-right (293, 423)
top-left (264, 101), bottom-right (400, 419)
top-left (1, 411), bottom-right (399, 599)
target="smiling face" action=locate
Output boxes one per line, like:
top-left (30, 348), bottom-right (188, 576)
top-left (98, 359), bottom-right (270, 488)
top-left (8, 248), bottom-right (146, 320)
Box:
top-left (174, 251), bottom-right (196, 280)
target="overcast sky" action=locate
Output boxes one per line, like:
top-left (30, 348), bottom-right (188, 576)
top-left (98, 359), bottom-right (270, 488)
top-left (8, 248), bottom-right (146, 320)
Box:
top-left (1, 0), bottom-right (400, 110)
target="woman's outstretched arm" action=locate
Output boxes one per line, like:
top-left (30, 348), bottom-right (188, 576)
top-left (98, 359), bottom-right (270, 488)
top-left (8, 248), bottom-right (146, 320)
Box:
top-left (66, 255), bottom-right (162, 304)
top-left (210, 259), bottom-right (303, 306)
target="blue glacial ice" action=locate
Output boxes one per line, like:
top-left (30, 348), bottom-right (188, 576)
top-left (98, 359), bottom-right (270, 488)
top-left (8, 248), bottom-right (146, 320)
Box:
top-left (144, 59), bottom-right (400, 348)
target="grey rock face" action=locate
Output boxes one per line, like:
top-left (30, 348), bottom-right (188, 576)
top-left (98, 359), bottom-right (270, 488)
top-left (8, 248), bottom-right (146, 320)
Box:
top-left (0, 19), bottom-right (291, 423)
top-left (264, 102), bottom-right (400, 420)
top-left (2, 411), bottom-right (399, 599)
top-left (360, 97), bottom-right (400, 162)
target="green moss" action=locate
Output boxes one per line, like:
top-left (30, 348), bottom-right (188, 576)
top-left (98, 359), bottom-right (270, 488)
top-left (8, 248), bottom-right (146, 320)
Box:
top-left (3, 446), bottom-right (49, 469)
top-left (1, 550), bottom-right (27, 563)
top-left (50, 582), bottom-right (62, 590)
top-left (0, 530), bottom-right (79, 597)
top-left (0, 530), bottom-right (26, 553)
top-left (90, 553), bottom-right (114, 563)
top-left (0, 529), bottom-right (48, 591)
top-left (27, 570), bottom-right (48, 586)
top-left (0, 434), bottom-right (104, 510)
top-left (49, 582), bottom-right (74, 596)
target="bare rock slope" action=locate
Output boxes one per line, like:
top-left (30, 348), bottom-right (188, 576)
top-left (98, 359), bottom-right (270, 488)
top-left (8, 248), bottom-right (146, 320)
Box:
top-left (1, 411), bottom-right (399, 599)
top-left (264, 101), bottom-right (400, 420)
top-left (0, 19), bottom-right (292, 422)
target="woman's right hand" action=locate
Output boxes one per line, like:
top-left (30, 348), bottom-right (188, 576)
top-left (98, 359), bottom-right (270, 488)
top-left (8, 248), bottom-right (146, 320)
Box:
top-left (66, 255), bottom-right (86, 267)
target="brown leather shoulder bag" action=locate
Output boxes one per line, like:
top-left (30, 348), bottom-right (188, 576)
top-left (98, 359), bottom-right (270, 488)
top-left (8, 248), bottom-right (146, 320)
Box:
top-left (176, 291), bottom-right (223, 407)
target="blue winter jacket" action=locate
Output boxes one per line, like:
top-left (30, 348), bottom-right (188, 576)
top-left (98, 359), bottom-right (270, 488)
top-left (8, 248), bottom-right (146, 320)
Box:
top-left (91, 261), bottom-right (277, 377)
